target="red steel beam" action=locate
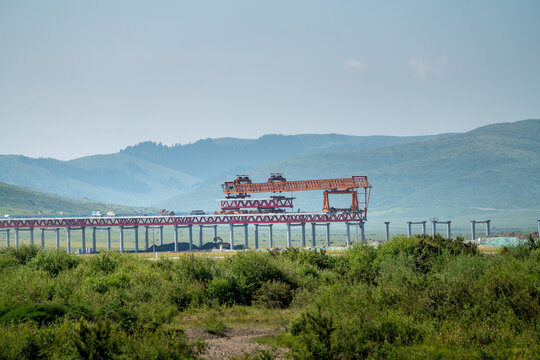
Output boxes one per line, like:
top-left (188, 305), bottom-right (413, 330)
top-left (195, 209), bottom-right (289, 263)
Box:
top-left (223, 176), bottom-right (371, 195)
top-left (220, 198), bottom-right (294, 210)
top-left (0, 211), bottom-right (363, 229)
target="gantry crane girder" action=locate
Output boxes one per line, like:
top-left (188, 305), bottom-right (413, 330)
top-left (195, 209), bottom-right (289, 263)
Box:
top-left (222, 175), bottom-right (371, 216)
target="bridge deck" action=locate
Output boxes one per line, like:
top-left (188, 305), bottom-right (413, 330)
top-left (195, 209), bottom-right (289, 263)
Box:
top-left (0, 211), bottom-right (364, 229)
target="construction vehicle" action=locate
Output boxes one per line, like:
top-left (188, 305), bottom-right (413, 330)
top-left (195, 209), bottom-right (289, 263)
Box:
top-left (91, 211), bottom-right (102, 217)
top-left (157, 209), bottom-right (175, 216)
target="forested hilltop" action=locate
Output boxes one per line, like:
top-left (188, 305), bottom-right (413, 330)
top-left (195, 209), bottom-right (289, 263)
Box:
top-left (0, 235), bottom-right (538, 359)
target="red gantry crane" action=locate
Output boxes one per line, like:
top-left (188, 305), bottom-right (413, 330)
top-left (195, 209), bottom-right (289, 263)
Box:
top-left (221, 173), bottom-right (371, 217)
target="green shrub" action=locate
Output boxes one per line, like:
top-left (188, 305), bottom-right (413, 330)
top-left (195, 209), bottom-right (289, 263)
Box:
top-left (281, 248), bottom-right (331, 269)
top-left (72, 319), bottom-right (120, 360)
top-left (0, 244), bottom-right (40, 265)
top-left (207, 277), bottom-right (242, 306)
top-left (96, 304), bottom-right (138, 333)
top-left (88, 251), bottom-right (120, 274)
top-left (0, 254), bottom-right (19, 271)
top-left (290, 305), bottom-right (336, 359)
top-left (29, 249), bottom-right (79, 276)
top-left (227, 251), bottom-right (296, 304)
top-left (175, 255), bottom-right (217, 284)
top-left (0, 303), bottom-right (68, 325)
top-left (203, 309), bottom-right (225, 335)
top-left (254, 280), bottom-right (294, 309)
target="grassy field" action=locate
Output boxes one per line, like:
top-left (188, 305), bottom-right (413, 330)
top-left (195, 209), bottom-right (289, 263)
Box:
top-left (0, 234), bottom-right (538, 359)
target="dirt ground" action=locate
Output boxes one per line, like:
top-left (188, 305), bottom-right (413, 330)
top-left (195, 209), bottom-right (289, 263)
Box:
top-left (185, 327), bottom-right (288, 360)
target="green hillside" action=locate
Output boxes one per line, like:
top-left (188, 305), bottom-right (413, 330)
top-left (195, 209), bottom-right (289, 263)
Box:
top-left (121, 133), bottom-right (454, 180)
top-left (0, 153), bottom-right (199, 207)
top-left (159, 119), bottom-right (540, 224)
top-left (0, 133), bottom-right (452, 207)
top-left (0, 181), bottom-right (150, 216)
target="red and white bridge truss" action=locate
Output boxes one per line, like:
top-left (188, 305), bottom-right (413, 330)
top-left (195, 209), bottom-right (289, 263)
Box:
top-left (0, 211), bottom-right (364, 229)
top-left (219, 197), bottom-right (294, 211)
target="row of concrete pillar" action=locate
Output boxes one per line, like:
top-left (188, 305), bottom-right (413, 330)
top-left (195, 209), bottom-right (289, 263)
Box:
top-left (5, 219), bottom-right (537, 251)
top-left (0, 222), bottom-right (367, 252)
top-left (387, 219), bottom-right (500, 241)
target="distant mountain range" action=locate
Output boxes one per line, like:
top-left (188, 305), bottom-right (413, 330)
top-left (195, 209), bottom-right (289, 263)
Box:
top-left (0, 133), bottom-right (452, 207)
top-left (0, 181), bottom-right (149, 217)
top-left (158, 119), bottom-right (540, 221)
top-left (0, 119), bottom-right (538, 225)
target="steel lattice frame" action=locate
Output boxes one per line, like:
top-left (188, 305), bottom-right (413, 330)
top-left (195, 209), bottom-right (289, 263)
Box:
top-left (219, 198), bottom-right (294, 210)
top-left (0, 211), bottom-right (364, 230)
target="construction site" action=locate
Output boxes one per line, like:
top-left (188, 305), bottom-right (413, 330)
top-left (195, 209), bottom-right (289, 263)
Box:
top-left (0, 174), bottom-right (373, 253)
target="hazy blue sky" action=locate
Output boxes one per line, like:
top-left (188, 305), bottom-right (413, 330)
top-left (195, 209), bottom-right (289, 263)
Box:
top-left (1, 1), bottom-right (539, 160)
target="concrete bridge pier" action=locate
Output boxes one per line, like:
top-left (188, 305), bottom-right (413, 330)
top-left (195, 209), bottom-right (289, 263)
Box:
top-left (268, 224), bottom-right (273, 249)
top-left (5, 229), bottom-right (10, 247)
top-left (254, 224), bottom-right (259, 249)
top-left (29, 228), bottom-right (34, 246)
top-left (325, 223), bottom-right (330, 247)
top-left (159, 226), bottom-right (163, 246)
top-left (229, 224), bottom-right (234, 250)
top-left (199, 225), bottom-right (203, 248)
top-left (66, 227), bottom-right (71, 253)
top-left (41, 228), bottom-right (45, 249)
top-left (360, 221), bottom-right (365, 242)
top-left (286, 223), bottom-right (291, 248)
top-left (301, 223), bottom-right (306, 247)
top-left (346, 222), bottom-right (351, 247)
top-left (55, 229), bottom-right (60, 249)
top-left (81, 227), bottom-right (86, 253)
top-left (311, 223), bottom-right (316, 247)
top-left (188, 225), bottom-right (193, 251)
top-left (134, 226), bottom-right (139, 253)
top-left (384, 222), bottom-right (390, 242)
top-left (120, 226), bottom-right (124, 253)
top-left (243, 224), bottom-right (248, 249)
top-left (173, 225), bottom-right (178, 252)
top-left (104, 228), bottom-right (110, 251)
top-left (92, 227), bottom-right (97, 253)
top-left (15, 228), bottom-right (19, 247)
top-left (145, 226), bottom-right (149, 250)
top-left (432, 220), bottom-right (451, 238)
top-left (471, 220), bottom-right (492, 241)
top-left (213, 225), bottom-right (217, 245)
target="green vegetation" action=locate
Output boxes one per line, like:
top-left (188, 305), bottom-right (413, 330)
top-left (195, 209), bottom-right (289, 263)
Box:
top-left (0, 181), bottom-right (152, 216)
top-left (0, 235), bottom-right (538, 359)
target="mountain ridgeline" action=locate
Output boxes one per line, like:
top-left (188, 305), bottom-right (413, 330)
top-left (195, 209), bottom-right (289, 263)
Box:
top-left (121, 133), bottom-right (454, 180)
top-left (158, 119), bottom-right (540, 220)
top-left (0, 119), bottom-right (538, 222)
top-left (0, 133), bottom-right (452, 207)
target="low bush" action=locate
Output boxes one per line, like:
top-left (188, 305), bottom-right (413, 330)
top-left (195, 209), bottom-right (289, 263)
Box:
top-left (0, 244), bottom-right (40, 265)
top-left (253, 280), bottom-right (294, 309)
top-left (29, 249), bottom-right (79, 276)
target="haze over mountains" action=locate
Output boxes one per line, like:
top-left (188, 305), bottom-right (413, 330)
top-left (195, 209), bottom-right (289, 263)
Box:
top-left (1, 119), bottom-right (539, 224)
top-left (0, 133), bottom-right (453, 207)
